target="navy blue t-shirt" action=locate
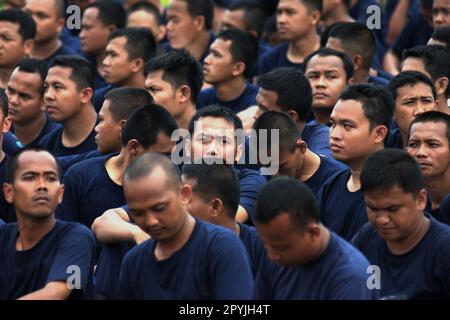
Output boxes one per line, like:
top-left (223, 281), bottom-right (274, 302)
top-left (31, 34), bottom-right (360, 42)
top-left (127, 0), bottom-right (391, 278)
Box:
top-left (3, 131), bottom-right (23, 155)
top-left (238, 222), bottom-right (265, 277)
top-left (60, 27), bottom-right (81, 54)
top-left (42, 44), bottom-right (77, 66)
top-left (352, 217), bottom-right (450, 299)
top-left (304, 155), bottom-right (347, 197)
top-left (58, 154), bottom-right (126, 228)
top-left (318, 169), bottom-right (368, 240)
top-left (0, 220), bottom-right (96, 299)
top-left (0, 218), bottom-right (4, 225)
top-left (84, 54), bottom-right (108, 90)
top-left (116, 218), bottom-right (254, 299)
top-left (196, 83), bottom-right (259, 113)
top-left (302, 122), bottom-right (333, 158)
top-left (93, 84), bottom-right (118, 112)
top-left (26, 116), bottom-right (61, 147)
top-left (237, 168), bottom-right (266, 219)
top-left (257, 42), bottom-right (304, 76)
top-left (369, 75), bottom-right (390, 87)
top-left (439, 195), bottom-right (450, 225)
top-left (39, 125), bottom-right (97, 157)
top-left (0, 154), bottom-right (13, 223)
top-left (254, 232), bottom-right (374, 299)
top-left (386, 128), bottom-right (404, 149)
top-left (57, 150), bottom-right (102, 177)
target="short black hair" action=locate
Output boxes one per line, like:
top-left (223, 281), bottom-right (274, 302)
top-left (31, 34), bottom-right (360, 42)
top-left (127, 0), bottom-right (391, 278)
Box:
top-left (86, 0), bottom-right (126, 29)
top-left (339, 84), bottom-right (394, 134)
top-left (109, 28), bottom-right (157, 63)
top-left (104, 87), bottom-right (154, 122)
top-left (361, 149), bottom-right (424, 198)
top-left (127, 1), bottom-right (162, 26)
top-left (252, 111), bottom-right (302, 151)
top-left (188, 105), bottom-right (243, 136)
top-left (228, 0), bottom-right (268, 38)
top-left (300, 0), bottom-right (322, 12)
top-left (121, 103), bottom-right (179, 147)
top-left (0, 9), bottom-right (36, 42)
top-left (0, 88), bottom-right (9, 118)
top-left (403, 45), bottom-right (450, 97)
top-left (217, 28), bottom-right (259, 78)
top-left (303, 47), bottom-right (354, 81)
top-left (144, 49), bottom-right (203, 102)
top-left (15, 58), bottom-right (48, 96)
top-left (409, 111), bottom-right (450, 145)
top-left (254, 176), bottom-right (321, 229)
top-left (49, 55), bottom-right (95, 91)
top-left (124, 152), bottom-right (181, 191)
top-left (182, 162), bottom-right (240, 218)
top-left (257, 67), bottom-right (313, 122)
top-left (5, 146), bottom-right (62, 184)
top-left (320, 22), bottom-right (347, 47)
top-left (388, 71), bottom-right (437, 101)
top-left (431, 26), bottom-right (450, 46)
top-left (182, 0), bottom-right (214, 31)
top-left (328, 22), bottom-right (376, 71)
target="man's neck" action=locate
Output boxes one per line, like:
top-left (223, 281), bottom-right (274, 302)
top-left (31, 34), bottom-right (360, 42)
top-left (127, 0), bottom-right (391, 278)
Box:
top-left (0, 67), bottom-right (13, 89)
top-left (185, 31), bottom-right (211, 62)
top-left (352, 68), bottom-right (370, 84)
top-left (61, 104), bottom-right (97, 148)
top-left (425, 171), bottom-right (450, 209)
top-left (296, 150), bottom-right (321, 182)
top-left (154, 214), bottom-right (196, 260)
top-left (118, 73), bottom-right (145, 89)
top-left (387, 215), bottom-right (430, 255)
top-left (287, 32), bottom-right (320, 64)
top-left (31, 38), bottom-right (61, 60)
top-left (16, 215), bottom-right (56, 251)
top-left (105, 149), bottom-right (130, 186)
top-left (309, 224), bottom-right (331, 262)
top-left (176, 102), bottom-right (196, 130)
top-left (214, 77), bottom-right (247, 102)
top-left (13, 113), bottom-right (47, 145)
top-left (312, 108), bottom-right (332, 125)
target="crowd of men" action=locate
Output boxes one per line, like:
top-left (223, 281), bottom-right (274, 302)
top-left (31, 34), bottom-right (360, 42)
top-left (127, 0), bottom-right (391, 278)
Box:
top-left (0, 0), bottom-right (449, 300)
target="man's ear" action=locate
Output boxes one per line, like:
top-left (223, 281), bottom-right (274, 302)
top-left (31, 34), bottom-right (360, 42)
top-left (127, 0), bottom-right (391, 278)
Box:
top-left (416, 188), bottom-right (428, 211)
top-left (2, 115), bottom-right (12, 134)
top-left (3, 183), bottom-right (13, 204)
top-left (294, 139), bottom-right (307, 153)
top-left (352, 55), bottom-right (364, 70)
top-left (231, 61), bottom-right (246, 77)
top-left (57, 184), bottom-right (65, 205)
top-left (194, 15), bottom-right (206, 32)
top-left (209, 198), bottom-right (223, 218)
top-left (131, 58), bottom-right (145, 73)
top-left (177, 85), bottom-right (191, 104)
top-left (287, 110), bottom-right (299, 123)
top-left (23, 39), bottom-right (34, 56)
top-left (180, 183), bottom-right (192, 205)
top-left (80, 87), bottom-right (94, 104)
top-left (373, 125), bottom-right (389, 145)
top-left (126, 139), bottom-right (141, 157)
top-left (435, 77), bottom-right (449, 96)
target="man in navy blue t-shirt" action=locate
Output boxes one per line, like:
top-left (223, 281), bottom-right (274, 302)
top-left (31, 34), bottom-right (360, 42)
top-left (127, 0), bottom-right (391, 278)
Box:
top-left (318, 84), bottom-right (394, 240)
top-left (0, 147), bottom-right (96, 299)
top-left (116, 153), bottom-right (254, 299)
top-left (182, 162), bottom-right (265, 277)
top-left (0, 89), bottom-right (13, 222)
top-left (353, 149), bottom-right (450, 299)
top-left (39, 56), bottom-right (98, 157)
top-left (407, 111), bottom-right (450, 223)
top-left (253, 177), bottom-right (374, 299)
top-left (199, 29), bottom-right (259, 113)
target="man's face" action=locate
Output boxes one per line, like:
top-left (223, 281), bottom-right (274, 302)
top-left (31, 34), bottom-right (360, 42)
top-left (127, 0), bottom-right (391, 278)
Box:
top-left (127, 10), bottom-right (163, 41)
top-left (103, 36), bottom-right (135, 86)
top-left (44, 66), bottom-right (83, 123)
top-left (203, 38), bottom-right (235, 84)
top-left (394, 83), bottom-right (438, 136)
top-left (277, 0), bottom-right (317, 41)
top-left (401, 57), bottom-right (430, 77)
top-left (365, 186), bottom-right (426, 242)
top-left (256, 213), bottom-right (315, 267)
top-left (433, 0), bottom-right (450, 29)
top-left (407, 121), bottom-right (450, 179)
top-left (3, 150), bottom-right (64, 220)
top-left (0, 21), bottom-right (31, 68)
top-left (141, 131), bottom-right (176, 157)
top-left (190, 116), bottom-right (242, 163)
top-left (254, 88), bottom-right (281, 119)
top-left (305, 54), bottom-right (348, 112)
top-left (182, 176), bottom-right (213, 223)
top-left (6, 69), bottom-right (44, 125)
top-left (124, 167), bottom-right (189, 242)
top-left (220, 9), bottom-right (246, 32)
top-left (275, 143), bottom-right (306, 177)
top-left (145, 70), bottom-right (183, 118)
top-left (80, 7), bottom-right (112, 56)
top-left (25, 0), bottom-right (63, 43)
top-left (94, 100), bottom-right (122, 154)
top-left (166, 0), bottom-right (202, 49)
top-left (329, 99), bottom-right (380, 164)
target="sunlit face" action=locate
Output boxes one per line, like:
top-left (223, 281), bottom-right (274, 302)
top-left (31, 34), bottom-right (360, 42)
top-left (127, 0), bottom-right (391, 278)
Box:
top-left (145, 70), bottom-right (183, 118)
top-left (407, 121), bottom-right (450, 179)
top-left (189, 116), bottom-right (242, 164)
top-left (3, 150), bottom-right (64, 220)
top-left (103, 36), bottom-right (135, 86)
top-left (0, 21), bottom-right (32, 68)
top-left (277, 0), bottom-right (318, 41)
top-left (329, 99), bottom-right (382, 165)
top-left (182, 176), bottom-right (213, 223)
top-left (44, 66), bottom-right (85, 123)
top-left (305, 54), bottom-right (348, 112)
top-left (220, 9), bottom-right (246, 31)
top-left (433, 0), bottom-right (450, 29)
top-left (25, 0), bottom-right (64, 43)
top-left (124, 167), bottom-right (190, 242)
top-left (166, 0), bottom-right (202, 49)
top-left (254, 88), bottom-right (281, 120)
top-left (401, 57), bottom-right (430, 77)
top-left (203, 38), bottom-right (235, 84)
top-left (394, 83), bottom-right (438, 136)
top-left (80, 7), bottom-right (113, 55)
top-left (365, 186), bottom-right (427, 242)
top-left (275, 142), bottom-right (307, 178)
top-left (6, 68), bottom-right (45, 125)
top-left (256, 213), bottom-right (316, 267)
top-left (94, 100), bottom-right (122, 154)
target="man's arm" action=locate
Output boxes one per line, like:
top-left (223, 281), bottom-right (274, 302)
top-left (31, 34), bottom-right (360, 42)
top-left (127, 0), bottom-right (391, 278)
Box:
top-left (18, 281), bottom-right (71, 300)
top-left (92, 207), bottom-right (149, 245)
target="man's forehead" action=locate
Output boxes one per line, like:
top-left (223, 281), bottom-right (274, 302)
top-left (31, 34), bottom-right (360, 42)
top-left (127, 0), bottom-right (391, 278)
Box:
top-left (410, 121), bottom-right (447, 138)
top-left (16, 151), bottom-right (58, 172)
top-left (194, 117), bottom-right (236, 132)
